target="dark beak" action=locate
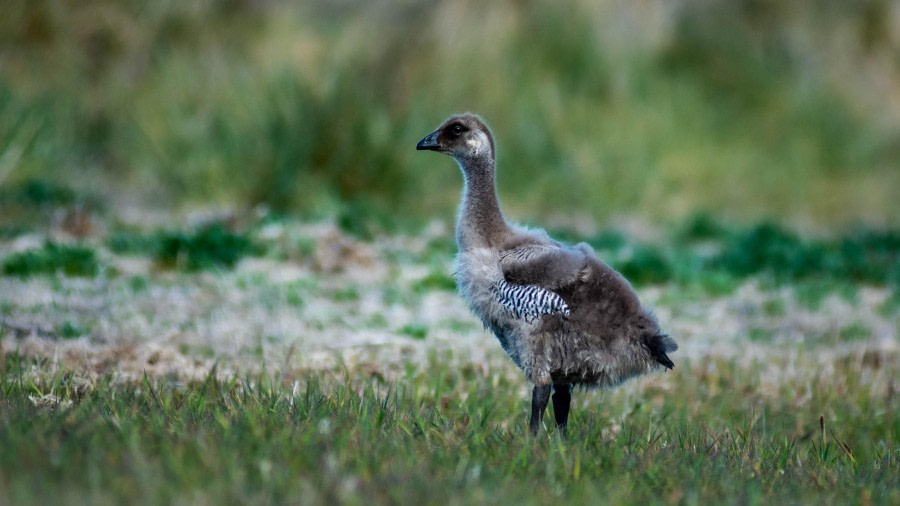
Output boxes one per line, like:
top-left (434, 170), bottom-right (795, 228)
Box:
top-left (416, 130), bottom-right (440, 151)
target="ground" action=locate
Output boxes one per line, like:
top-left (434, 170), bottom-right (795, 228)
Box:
top-left (0, 212), bottom-right (897, 504)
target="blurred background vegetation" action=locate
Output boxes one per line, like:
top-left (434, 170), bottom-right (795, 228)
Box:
top-left (1, 0), bottom-right (898, 230)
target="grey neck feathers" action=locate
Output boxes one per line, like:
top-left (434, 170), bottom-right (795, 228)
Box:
top-left (455, 153), bottom-right (509, 251)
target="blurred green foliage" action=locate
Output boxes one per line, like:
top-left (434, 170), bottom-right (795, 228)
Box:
top-left (0, 179), bottom-right (76, 208)
top-left (2, 242), bottom-right (100, 277)
top-left (547, 212), bottom-right (900, 288)
top-left (617, 244), bottom-right (674, 285)
top-left (0, 0), bottom-right (898, 228)
top-left (57, 320), bottom-right (87, 339)
top-left (109, 223), bottom-right (256, 271)
top-left (399, 323), bottom-right (429, 340)
top-left (154, 224), bottom-right (255, 271)
top-left (654, 218), bottom-right (899, 287)
top-left (0, 178), bottom-right (102, 238)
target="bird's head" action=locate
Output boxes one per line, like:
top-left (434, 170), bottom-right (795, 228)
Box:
top-left (416, 113), bottom-right (495, 162)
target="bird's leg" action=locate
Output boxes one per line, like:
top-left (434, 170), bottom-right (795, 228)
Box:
top-left (530, 384), bottom-right (551, 436)
top-left (552, 383), bottom-right (572, 437)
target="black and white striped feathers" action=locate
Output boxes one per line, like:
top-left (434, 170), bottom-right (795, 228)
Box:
top-left (491, 281), bottom-right (570, 323)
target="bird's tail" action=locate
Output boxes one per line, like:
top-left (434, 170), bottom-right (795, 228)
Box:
top-left (644, 333), bottom-right (678, 370)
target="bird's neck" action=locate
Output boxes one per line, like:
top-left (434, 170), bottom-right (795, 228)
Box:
top-left (456, 155), bottom-right (509, 251)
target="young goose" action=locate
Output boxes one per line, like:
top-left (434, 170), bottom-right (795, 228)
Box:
top-left (416, 113), bottom-right (677, 436)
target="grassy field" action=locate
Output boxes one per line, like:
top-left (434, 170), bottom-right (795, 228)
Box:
top-left (0, 194), bottom-right (898, 504)
top-left (0, 350), bottom-right (897, 505)
top-left (2, 1), bottom-right (899, 227)
top-left (1, 1), bottom-right (899, 503)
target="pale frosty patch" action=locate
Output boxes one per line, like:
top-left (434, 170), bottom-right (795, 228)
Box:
top-left (0, 217), bottom-right (896, 400)
top-left (29, 394), bottom-right (73, 410)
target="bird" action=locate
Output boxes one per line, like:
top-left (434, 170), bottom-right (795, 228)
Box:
top-left (416, 113), bottom-right (677, 436)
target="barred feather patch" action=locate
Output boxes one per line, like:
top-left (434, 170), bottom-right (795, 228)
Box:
top-left (491, 281), bottom-right (570, 323)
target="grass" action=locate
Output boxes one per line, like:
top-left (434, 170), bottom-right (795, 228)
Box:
top-left (398, 323), bottom-right (429, 340)
top-left (0, 352), bottom-right (896, 505)
top-left (1, 3), bottom-right (897, 501)
top-left (0, 179), bottom-right (78, 208)
top-left (0, 208), bottom-right (896, 503)
top-left (571, 214), bottom-right (900, 290)
top-left (2, 242), bottom-right (101, 277)
top-left (2, 195), bottom-right (898, 295)
top-left (109, 223), bottom-right (257, 271)
top-left (1, 1), bottom-right (898, 227)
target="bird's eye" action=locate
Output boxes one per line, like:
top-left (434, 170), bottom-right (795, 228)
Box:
top-left (451, 125), bottom-right (464, 135)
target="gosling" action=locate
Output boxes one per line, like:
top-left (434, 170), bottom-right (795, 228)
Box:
top-left (416, 113), bottom-right (677, 436)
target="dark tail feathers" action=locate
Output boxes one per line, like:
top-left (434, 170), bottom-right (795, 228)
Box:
top-left (644, 334), bottom-right (678, 370)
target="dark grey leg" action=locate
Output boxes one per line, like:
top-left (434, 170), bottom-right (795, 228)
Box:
top-left (552, 383), bottom-right (572, 436)
top-left (529, 385), bottom-right (551, 436)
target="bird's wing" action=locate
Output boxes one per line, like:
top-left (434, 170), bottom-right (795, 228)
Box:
top-left (493, 241), bottom-right (594, 321)
top-left (499, 241), bottom-right (590, 291)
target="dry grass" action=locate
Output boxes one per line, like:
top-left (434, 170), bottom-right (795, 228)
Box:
top-left (1, 216), bottom-right (896, 383)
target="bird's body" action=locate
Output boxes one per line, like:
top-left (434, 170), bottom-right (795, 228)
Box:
top-left (456, 226), bottom-right (670, 388)
top-left (417, 113), bottom-right (677, 435)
